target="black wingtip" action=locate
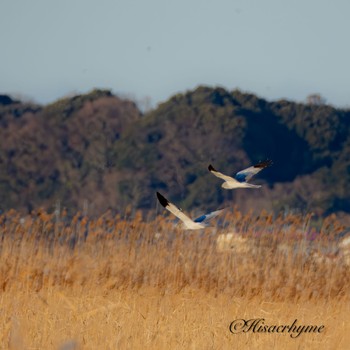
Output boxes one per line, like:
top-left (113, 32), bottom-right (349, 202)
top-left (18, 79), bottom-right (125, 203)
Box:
top-left (254, 159), bottom-right (273, 169)
top-left (156, 192), bottom-right (169, 208)
top-left (208, 164), bottom-right (217, 172)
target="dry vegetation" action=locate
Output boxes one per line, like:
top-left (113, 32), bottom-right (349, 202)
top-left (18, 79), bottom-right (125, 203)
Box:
top-left (0, 208), bottom-right (349, 349)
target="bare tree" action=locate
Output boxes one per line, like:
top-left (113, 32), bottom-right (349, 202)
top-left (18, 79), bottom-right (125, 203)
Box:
top-left (306, 93), bottom-right (326, 106)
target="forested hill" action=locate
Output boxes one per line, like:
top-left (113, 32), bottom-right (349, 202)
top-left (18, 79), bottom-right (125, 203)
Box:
top-left (1, 87), bottom-right (349, 216)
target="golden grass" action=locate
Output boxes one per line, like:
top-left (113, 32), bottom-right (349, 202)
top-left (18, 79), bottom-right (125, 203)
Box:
top-left (0, 209), bottom-right (349, 349)
top-left (2, 288), bottom-right (350, 349)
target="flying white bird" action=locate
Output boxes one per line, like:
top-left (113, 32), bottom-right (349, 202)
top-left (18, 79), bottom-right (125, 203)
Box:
top-left (208, 160), bottom-right (272, 189)
top-left (156, 192), bottom-right (224, 230)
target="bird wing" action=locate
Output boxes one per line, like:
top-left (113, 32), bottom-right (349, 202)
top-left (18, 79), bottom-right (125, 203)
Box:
top-left (194, 209), bottom-right (225, 223)
top-left (235, 159), bottom-right (273, 183)
top-left (156, 192), bottom-right (195, 226)
top-left (208, 164), bottom-right (238, 183)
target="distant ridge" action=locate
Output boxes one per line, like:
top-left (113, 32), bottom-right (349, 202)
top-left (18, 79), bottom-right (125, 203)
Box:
top-left (0, 95), bottom-right (16, 105)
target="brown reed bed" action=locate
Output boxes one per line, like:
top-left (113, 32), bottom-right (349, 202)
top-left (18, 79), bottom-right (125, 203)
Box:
top-left (0, 208), bottom-right (348, 301)
top-left (1, 209), bottom-right (350, 349)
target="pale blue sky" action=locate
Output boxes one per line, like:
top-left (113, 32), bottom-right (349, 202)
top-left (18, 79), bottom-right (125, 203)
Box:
top-left (1, 0), bottom-right (350, 108)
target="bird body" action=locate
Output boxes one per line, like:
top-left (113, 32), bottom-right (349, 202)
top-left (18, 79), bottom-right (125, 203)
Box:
top-left (221, 181), bottom-right (261, 189)
top-left (156, 192), bottom-right (224, 230)
top-left (208, 160), bottom-right (272, 189)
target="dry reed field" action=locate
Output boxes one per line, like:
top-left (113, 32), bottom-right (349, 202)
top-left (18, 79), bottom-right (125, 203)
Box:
top-left (0, 208), bottom-right (349, 349)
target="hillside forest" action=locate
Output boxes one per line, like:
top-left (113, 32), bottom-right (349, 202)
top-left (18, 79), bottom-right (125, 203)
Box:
top-left (1, 87), bottom-right (349, 218)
